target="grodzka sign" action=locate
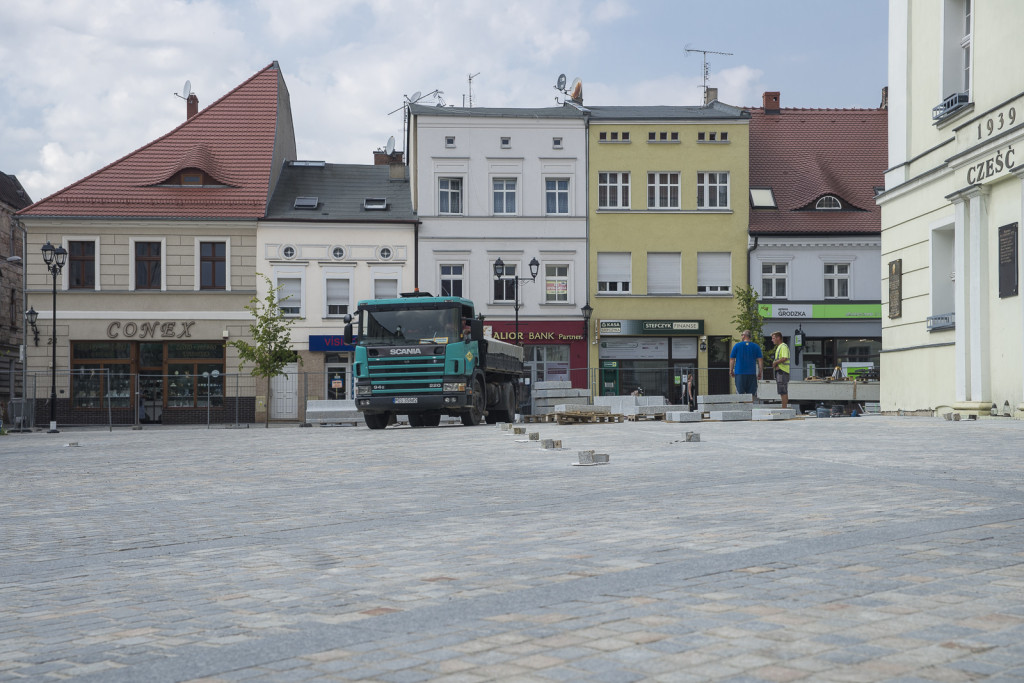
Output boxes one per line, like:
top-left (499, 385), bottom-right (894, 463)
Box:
top-left (106, 320), bottom-right (196, 339)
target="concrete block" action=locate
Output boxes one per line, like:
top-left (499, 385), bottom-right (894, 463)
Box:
top-left (541, 439), bottom-right (562, 449)
top-left (529, 432), bottom-right (539, 440)
top-left (535, 380), bottom-right (572, 390)
top-left (578, 450), bottom-right (594, 464)
top-left (698, 394), bottom-right (753, 405)
top-left (709, 410), bottom-right (752, 421)
top-left (554, 404), bottom-right (610, 414)
top-left (696, 402), bottom-right (756, 412)
top-left (513, 427), bottom-right (526, 435)
top-left (637, 405), bottom-right (669, 415)
top-left (752, 408), bottom-right (796, 421)
top-left (593, 453), bottom-right (610, 463)
top-left (685, 431), bottom-right (700, 442)
top-left (666, 411), bottom-right (702, 422)
top-left (639, 396), bottom-right (667, 406)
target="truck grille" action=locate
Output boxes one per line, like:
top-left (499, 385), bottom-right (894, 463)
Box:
top-left (366, 354), bottom-right (445, 395)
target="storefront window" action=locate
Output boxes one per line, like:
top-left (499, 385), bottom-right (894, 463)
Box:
top-left (71, 342), bottom-right (132, 409)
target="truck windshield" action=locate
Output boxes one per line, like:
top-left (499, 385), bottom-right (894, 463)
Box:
top-left (361, 307), bottom-right (461, 345)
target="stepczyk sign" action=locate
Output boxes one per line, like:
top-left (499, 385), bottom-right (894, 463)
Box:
top-left (106, 320), bottom-right (196, 339)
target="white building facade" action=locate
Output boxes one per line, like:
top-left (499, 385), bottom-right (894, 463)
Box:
top-left (408, 105), bottom-right (591, 398)
top-left (880, 0), bottom-right (1024, 417)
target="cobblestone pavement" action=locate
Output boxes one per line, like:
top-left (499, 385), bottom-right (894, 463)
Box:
top-left (2, 415), bottom-right (1024, 682)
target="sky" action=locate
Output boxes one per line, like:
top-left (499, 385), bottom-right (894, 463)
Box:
top-left (1, 0), bottom-right (889, 204)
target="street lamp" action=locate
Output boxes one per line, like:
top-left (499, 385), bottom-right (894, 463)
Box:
top-left (26, 307), bottom-right (39, 346)
top-left (493, 256), bottom-right (539, 344)
top-left (41, 241), bottom-right (67, 433)
top-left (580, 303), bottom-right (593, 342)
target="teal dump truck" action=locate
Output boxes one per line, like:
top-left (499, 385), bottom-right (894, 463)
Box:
top-left (343, 293), bottom-right (525, 429)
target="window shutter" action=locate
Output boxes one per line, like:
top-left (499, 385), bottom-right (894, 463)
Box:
top-left (598, 252), bottom-right (631, 282)
top-left (647, 253), bottom-right (680, 294)
top-left (697, 253), bottom-right (731, 290)
top-left (278, 278), bottom-right (301, 303)
top-left (326, 279), bottom-right (349, 306)
top-left (375, 279), bottom-right (399, 299)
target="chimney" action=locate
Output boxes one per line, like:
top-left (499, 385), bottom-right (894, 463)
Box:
top-left (704, 87), bottom-right (718, 105)
top-left (186, 93), bottom-right (199, 120)
top-left (763, 91), bottom-right (780, 114)
top-left (880, 86), bottom-right (889, 110)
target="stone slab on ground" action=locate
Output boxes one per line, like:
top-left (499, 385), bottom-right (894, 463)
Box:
top-left (533, 388), bottom-right (590, 399)
top-left (698, 393), bottom-right (753, 406)
top-left (709, 410), bottom-right (752, 421)
top-left (553, 404), bottom-right (610, 414)
top-left (666, 411), bottom-right (702, 422)
top-left (535, 380), bottom-right (572, 390)
top-left (752, 408), bottom-right (797, 421)
top-left (304, 400), bottom-right (362, 426)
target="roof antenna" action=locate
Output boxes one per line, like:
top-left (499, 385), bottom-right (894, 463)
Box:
top-left (468, 72), bottom-right (480, 108)
top-left (684, 46), bottom-right (732, 102)
top-left (174, 79), bottom-right (192, 101)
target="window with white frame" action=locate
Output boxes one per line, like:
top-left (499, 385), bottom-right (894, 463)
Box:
top-left (761, 263), bottom-right (788, 299)
top-left (130, 237), bottom-right (165, 291)
top-left (931, 224), bottom-right (955, 319)
top-left (697, 252), bottom-right (731, 293)
top-left (440, 264), bottom-right (465, 297)
top-left (824, 263), bottom-right (850, 299)
top-left (647, 172), bottom-right (680, 209)
top-left (439, 177), bottom-right (463, 215)
top-left (276, 276), bottom-right (303, 316)
top-left (544, 264), bottom-right (569, 302)
top-left (598, 172), bottom-right (630, 209)
top-left (545, 178), bottom-right (569, 214)
top-left (941, 0), bottom-right (972, 103)
top-left (324, 277), bottom-right (351, 317)
top-left (493, 261), bottom-right (518, 302)
top-left (647, 252), bottom-right (681, 295)
top-left (597, 252), bottom-right (631, 293)
top-left (493, 178), bottom-right (516, 215)
top-left (816, 195), bottom-right (842, 210)
top-left (697, 172), bottom-right (729, 208)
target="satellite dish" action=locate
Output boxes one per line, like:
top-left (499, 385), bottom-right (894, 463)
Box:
top-left (409, 90), bottom-right (422, 103)
top-left (182, 80), bottom-right (191, 98)
top-left (385, 136), bottom-right (395, 156)
top-left (556, 73), bottom-right (567, 91)
top-left (570, 78), bottom-right (583, 101)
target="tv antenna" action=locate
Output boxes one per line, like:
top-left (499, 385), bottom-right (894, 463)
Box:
top-left (553, 73), bottom-right (583, 104)
top-left (684, 46), bottom-right (732, 100)
top-left (467, 72), bottom-right (480, 108)
top-left (174, 79), bottom-right (192, 100)
top-left (389, 90), bottom-right (445, 157)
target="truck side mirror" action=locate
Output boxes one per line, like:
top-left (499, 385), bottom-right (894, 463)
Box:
top-left (343, 322), bottom-right (354, 345)
top-left (468, 319), bottom-right (483, 341)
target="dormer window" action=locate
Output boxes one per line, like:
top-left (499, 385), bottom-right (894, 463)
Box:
top-left (363, 198), bottom-right (387, 211)
top-left (181, 172), bottom-right (203, 185)
top-left (294, 196), bottom-right (319, 210)
top-left (816, 195), bottom-right (842, 210)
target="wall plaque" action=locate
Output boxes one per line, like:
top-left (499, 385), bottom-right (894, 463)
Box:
top-left (998, 223), bottom-right (1018, 298)
top-left (888, 259), bottom-right (902, 318)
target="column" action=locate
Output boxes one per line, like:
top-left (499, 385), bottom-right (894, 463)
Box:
top-left (966, 187), bottom-right (990, 403)
top-left (952, 197), bottom-right (969, 402)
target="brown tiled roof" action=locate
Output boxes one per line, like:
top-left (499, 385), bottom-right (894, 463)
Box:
top-left (748, 107), bottom-right (887, 235)
top-left (19, 62), bottom-right (294, 219)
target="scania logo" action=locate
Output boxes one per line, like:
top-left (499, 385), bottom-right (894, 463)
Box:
top-left (389, 348), bottom-right (423, 355)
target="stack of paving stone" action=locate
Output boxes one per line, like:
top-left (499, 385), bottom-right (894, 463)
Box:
top-left (698, 393), bottom-right (755, 421)
top-left (531, 380), bottom-right (591, 415)
top-left (593, 395), bottom-right (685, 420)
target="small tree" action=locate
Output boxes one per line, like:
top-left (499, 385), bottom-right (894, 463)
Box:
top-left (731, 285), bottom-right (765, 352)
top-left (228, 274), bottom-right (301, 427)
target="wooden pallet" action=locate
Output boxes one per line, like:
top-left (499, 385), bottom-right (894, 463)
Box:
top-left (625, 413), bottom-right (665, 421)
top-left (522, 413), bottom-right (555, 423)
top-left (554, 412), bottom-right (625, 425)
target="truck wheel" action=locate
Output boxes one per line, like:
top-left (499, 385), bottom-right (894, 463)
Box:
top-left (461, 378), bottom-right (485, 426)
top-left (421, 412), bottom-right (441, 427)
top-left (364, 413), bottom-right (389, 430)
top-left (408, 414), bottom-right (424, 427)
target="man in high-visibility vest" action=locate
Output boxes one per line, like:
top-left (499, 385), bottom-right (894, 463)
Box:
top-left (771, 331), bottom-right (791, 409)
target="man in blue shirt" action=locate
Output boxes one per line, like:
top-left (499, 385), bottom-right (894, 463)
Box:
top-left (729, 330), bottom-right (763, 398)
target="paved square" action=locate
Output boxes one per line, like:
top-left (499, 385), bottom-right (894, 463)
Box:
top-left (2, 416), bottom-right (1023, 682)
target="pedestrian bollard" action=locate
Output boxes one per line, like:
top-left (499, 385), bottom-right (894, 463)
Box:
top-left (513, 427), bottom-right (526, 435)
top-left (529, 432), bottom-right (539, 441)
top-left (685, 431), bottom-right (700, 442)
top-left (578, 450), bottom-right (595, 464)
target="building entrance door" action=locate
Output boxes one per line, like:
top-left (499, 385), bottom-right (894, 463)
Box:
top-left (707, 336), bottom-right (731, 395)
top-left (326, 363), bottom-right (349, 400)
top-left (139, 374), bottom-right (163, 424)
top-left (270, 362), bottom-right (298, 419)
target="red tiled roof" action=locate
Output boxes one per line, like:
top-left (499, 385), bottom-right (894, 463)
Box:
top-left (748, 108), bottom-right (887, 235)
top-left (20, 62), bottom-right (293, 219)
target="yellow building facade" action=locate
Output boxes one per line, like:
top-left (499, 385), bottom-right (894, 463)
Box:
top-left (586, 104), bottom-right (751, 400)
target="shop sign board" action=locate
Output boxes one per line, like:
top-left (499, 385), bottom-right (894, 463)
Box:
top-left (598, 319), bottom-right (703, 336)
top-left (759, 303), bottom-right (882, 319)
top-left (308, 335), bottom-right (356, 352)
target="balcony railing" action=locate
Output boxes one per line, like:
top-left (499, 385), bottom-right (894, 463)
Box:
top-left (932, 92), bottom-right (969, 120)
top-left (927, 312), bottom-right (955, 331)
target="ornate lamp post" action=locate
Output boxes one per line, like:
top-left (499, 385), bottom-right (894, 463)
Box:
top-left (493, 256), bottom-right (539, 344)
top-left (26, 307), bottom-right (39, 346)
top-left (41, 241), bottom-right (67, 433)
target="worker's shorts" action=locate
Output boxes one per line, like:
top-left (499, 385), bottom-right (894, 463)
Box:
top-left (776, 370), bottom-right (790, 395)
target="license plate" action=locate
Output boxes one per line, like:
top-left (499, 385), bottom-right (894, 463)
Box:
top-left (393, 397), bottom-right (418, 404)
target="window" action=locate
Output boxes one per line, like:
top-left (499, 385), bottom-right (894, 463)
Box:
top-left (750, 188), bottom-right (777, 208)
top-left (598, 172), bottom-right (630, 209)
top-left (331, 246), bottom-right (346, 260)
top-left (938, 0), bottom-right (972, 117)
top-left (294, 196), bottom-right (318, 209)
top-left (816, 195), bottom-right (842, 210)
top-left (378, 246), bottom-right (393, 261)
top-left (134, 241), bottom-right (161, 290)
top-left (200, 242), bottom-right (226, 290)
top-left (277, 277), bottom-right (302, 316)
top-left (445, 136), bottom-right (456, 148)
top-left (721, 132), bottom-right (728, 141)
top-left (493, 262), bottom-right (518, 302)
top-left (68, 240), bottom-right (96, 289)
top-left (697, 172), bottom-right (729, 208)
top-left (599, 131), bottom-right (629, 142)
top-left (697, 252), bottom-right (731, 293)
top-left (647, 172), bottom-right (680, 209)
top-left (762, 263), bottom-right (788, 299)
top-left (70, 342), bottom-right (130, 409)
top-left (930, 224), bottom-right (955, 320)
top-left (545, 178), bottom-right (569, 214)
top-left (500, 136), bottom-right (511, 148)
top-left (493, 178), bottom-right (516, 215)
top-left (439, 177), bottom-right (462, 214)
top-left (440, 264), bottom-right (464, 297)
top-left (597, 252), bottom-right (631, 293)
top-left (545, 264), bottom-right (569, 302)
top-left (647, 253), bottom-right (681, 295)
top-left (648, 131), bottom-right (679, 142)
top-left (552, 137), bottom-right (563, 149)
top-left (325, 278), bottom-right (351, 317)
top-left (374, 278), bottom-right (398, 299)
top-left (697, 132), bottom-right (705, 141)
top-left (282, 245), bottom-right (296, 258)
top-left (824, 263), bottom-right (850, 299)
